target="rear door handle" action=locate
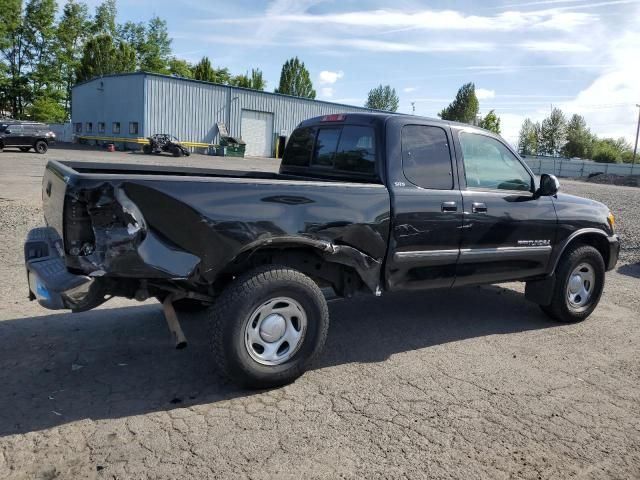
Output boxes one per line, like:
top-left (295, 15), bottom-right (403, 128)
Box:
top-left (441, 201), bottom-right (458, 213)
top-left (472, 202), bottom-right (487, 213)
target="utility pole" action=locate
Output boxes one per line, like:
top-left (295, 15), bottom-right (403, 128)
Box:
top-left (633, 104), bottom-right (640, 165)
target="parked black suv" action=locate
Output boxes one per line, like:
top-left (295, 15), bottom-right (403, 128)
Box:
top-left (0, 121), bottom-right (55, 154)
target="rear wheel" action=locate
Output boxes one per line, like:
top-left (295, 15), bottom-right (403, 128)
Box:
top-left (209, 266), bottom-right (329, 388)
top-left (34, 140), bottom-right (48, 154)
top-left (142, 144), bottom-right (152, 154)
top-left (20, 147), bottom-right (30, 152)
top-left (540, 245), bottom-right (605, 323)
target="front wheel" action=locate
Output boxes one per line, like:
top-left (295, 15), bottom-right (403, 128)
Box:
top-left (209, 266), bottom-right (329, 388)
top-left (540, 245), bottom-right (605, 323)
top-left (34, 140), bottom-right (48, 154)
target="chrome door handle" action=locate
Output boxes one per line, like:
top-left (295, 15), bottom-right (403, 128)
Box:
top-left (472, 202), bottom-right (487, 213)
top-left (441, 201), bottom-right (457, 213)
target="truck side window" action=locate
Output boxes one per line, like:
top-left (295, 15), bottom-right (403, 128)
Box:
top-left (334, 126), bottom-right (376, 174)
top-left (284, 127), bottom-right (316, 166)
top-left (312, 128), bottom-right (341, 168)
top-left (401, 125), bottom-right (453, 189)
top-left (459, 132), bottom-right (532, 192)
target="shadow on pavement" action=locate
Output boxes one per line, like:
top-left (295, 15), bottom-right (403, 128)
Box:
top-left (0, 285), bottom-right (557, 436)
top-left (617, 262), bottom-right (640, 279)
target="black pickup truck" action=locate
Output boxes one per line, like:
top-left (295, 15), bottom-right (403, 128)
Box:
top-left (24, 113), bottom-right (619, 387)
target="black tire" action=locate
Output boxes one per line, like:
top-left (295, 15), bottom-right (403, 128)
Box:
top-left (171, 146), bottom-right (183, 157)
top-left (34, 140), bottom-right (48, 154)
top-left (209, 266), bottom-right (329, 389)
top-left (540, 245), bottom-right (605, 323)
top-left (20, 147), bottom-right (30, 152)
top-left (155, 295), bottom-right (209, 313)
top-left (142, 144), bottom-right (152, 154)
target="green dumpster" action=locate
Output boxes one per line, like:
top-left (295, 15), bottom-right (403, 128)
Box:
top-left (219, 136), bottom-right (246, 158)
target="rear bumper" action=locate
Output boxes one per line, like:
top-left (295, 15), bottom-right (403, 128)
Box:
top-left (606, 234), bottom-right (620, 271)
top-left (24, 227), bottom-right (97, 310)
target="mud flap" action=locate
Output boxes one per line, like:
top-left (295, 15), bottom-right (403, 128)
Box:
top-left (525, 274), bottom-right (555, 306)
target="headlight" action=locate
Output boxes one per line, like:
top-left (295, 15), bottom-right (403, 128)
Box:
top-left (607, 212), bottom-right (616, 233)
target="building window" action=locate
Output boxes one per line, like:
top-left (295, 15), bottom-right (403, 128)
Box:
top-left (129, 122), bottom-right (138, 135)
top-left (75, 123), bottom-right (82, 133)
top-left (112, 122), bottom-right (120, 134)
top-left (86, 122), bottom-right (93, 133)
top-left (98, 122), bottom-right (105, 133)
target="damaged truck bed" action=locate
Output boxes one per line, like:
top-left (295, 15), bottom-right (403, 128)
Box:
top-left (28, 159), bottom-right (390, 312)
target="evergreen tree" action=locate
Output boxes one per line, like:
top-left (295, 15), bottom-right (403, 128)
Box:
top-left (539, 107), bottom-right (567, 156)
top-left (364, 84), bottom-right (399, 111)
top-left (274, 57), bottom-right (315, 99)
top-left (192, 56), bottom-right (230, 84)
top-left (517, 118), bottom-right (540, 156)
top-left (438, 82), bottom-right (479, 124)
top-left (478, 109), bottom-right (501, 134)
top-left (561, 114), bottom-right (593, 158)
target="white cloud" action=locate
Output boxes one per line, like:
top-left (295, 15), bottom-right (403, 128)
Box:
top-left (403, 87), bottom-right (417, 93)
top-left (337, 39), bottom-right (495, 52)
top-left (218, 8), bottom-right (596, 33)
top-left (476, 88), bottom-right (496, 100)
top-left (320, 87), bottom-right (334, 98)
top-left (318, 70), bottom-right (344, 85)
top-left (559, 30), bottom-right (640, 142)
top-left (517, 41), bottom-right (591, 52)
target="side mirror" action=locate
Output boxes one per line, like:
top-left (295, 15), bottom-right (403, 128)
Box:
top-left (536, 173), bottom-right (560, 197)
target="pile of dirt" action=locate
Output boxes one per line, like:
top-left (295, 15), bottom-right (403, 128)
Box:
top-left (582, 173), bottom-right (640, 187)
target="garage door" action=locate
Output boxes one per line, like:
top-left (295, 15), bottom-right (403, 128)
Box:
top-left (241, 110), bottom-right (274, 157)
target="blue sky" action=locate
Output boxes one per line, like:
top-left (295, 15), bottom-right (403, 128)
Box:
top-left (104, 0), bottom-right (639, 145)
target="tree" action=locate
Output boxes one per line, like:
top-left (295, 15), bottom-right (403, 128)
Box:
top-left (539, 107), bottom-right (567, 156)
top-left (364, 84), bottom-right (399, 111)
top-left (561, 114), bottom-right (593, 158)
top-left (438, 82), bottom-right (479, 124)
top-left (192, 56), bottom-right (230, 84)
top-left (478, 109), bottom-right (501, 134)
top-left (592, 137), bottom-right (633, 163)
top-left (23, 0), bottom-right (58, 94)
top-left (57, 0), bottom-right (91, 115)
top-left (231, 68), bottom-right (266, 91)
top-left (168, 57), bottom-right (192, 78)
top-left (517, 118), bottom-right (540, 156)
top-left (25, 95), bottom-right (66, 122)
top-left (0, 0), bottom-right (29, 117)
top-left (75, 34), bottom-right (136, 82)
top-left (274, 57), bottom-right (315, 99)
top-left (92, 0), bottom-right (117, 37)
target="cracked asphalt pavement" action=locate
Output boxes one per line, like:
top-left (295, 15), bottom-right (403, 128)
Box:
top-left (1, 146), bottom-right (639, 479)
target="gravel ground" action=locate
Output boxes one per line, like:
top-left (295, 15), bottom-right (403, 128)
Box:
top-left (0, 146), bottom-right (639, 479)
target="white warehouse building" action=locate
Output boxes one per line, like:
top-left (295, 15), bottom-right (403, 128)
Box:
top-left (71, 72), bottom-right (373, 157)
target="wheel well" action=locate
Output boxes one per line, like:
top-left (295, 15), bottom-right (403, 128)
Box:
top-left (562, 233), bottom-right (609, 267)
top-left (217, 246), bottom-right (364, 297)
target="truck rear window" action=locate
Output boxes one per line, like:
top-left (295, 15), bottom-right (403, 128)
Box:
top-left (282, 125), bottom-right (377, 176)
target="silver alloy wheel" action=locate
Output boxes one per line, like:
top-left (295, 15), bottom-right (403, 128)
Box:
top-left (244, 296), bottom-right (307, 366)
top-left (566, 262), bottom-right (595, 311)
